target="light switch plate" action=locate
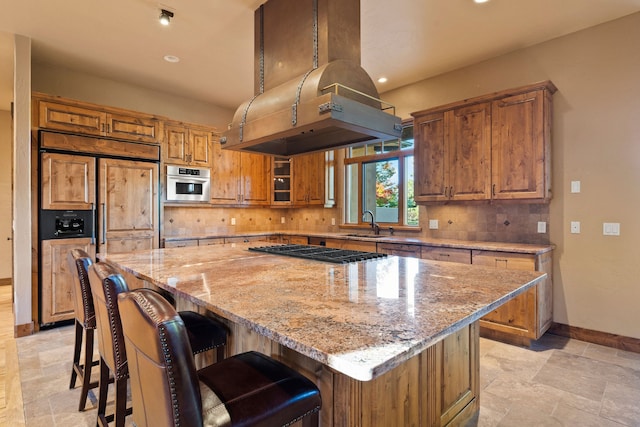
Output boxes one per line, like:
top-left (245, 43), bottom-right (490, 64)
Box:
top-left (281, 216), bottom-right (285, 224)
top-left (331, 218), bottom-right (336, 226)
top-left (571, 181), bottom-right (581, 193)
top-left (429, 219), bottom-right (439, 229)
top-left (231, 217), bottom-right (236, 225)
top-left (570, 221), bottom-right (580, 234)
top-left (603, 222), bottom-right (620, 236)
top-left (537, 221), bottom-right (547, 233)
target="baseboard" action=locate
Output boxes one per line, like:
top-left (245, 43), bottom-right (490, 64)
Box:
top-left (0, 277), bottom-right (11, 286)
top-left (548, 322), bottom-right (640, 354)
top-left (15, 322), bottom-right (34, 338)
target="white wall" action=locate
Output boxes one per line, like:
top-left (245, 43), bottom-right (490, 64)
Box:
top-left (0, 109), bottom-right (11, 279)
top-left (383, 12), bottom-right (640, 339)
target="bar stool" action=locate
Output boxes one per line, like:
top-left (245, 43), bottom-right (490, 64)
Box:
top-left (118, 288), bottom-right (322, 427)
top-left (88, 262), bottom-right (228, 427)
top-left (67, 249), bottom-right (101, 411)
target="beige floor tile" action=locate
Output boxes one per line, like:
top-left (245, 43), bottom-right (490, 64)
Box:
top-left (600, 382), bottom-right (640, 426)
top-left (551, 402), bottom-right (625, 427)
top-left (498, 403), bottom-right (563, 426)
top-left (484, 376), bottom-right (565, 415)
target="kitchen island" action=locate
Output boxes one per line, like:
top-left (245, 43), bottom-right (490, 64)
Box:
top-left (102, 243), bottom-right (546, 426)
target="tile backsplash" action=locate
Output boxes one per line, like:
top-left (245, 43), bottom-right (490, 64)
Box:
top-left (423, 203), bottom-right (550, 244)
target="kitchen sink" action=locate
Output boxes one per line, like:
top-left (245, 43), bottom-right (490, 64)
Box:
top-left (345, 233), bottom-right (386, 239)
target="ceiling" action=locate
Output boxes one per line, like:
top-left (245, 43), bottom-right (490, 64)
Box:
top-left (1, 0), bottom-right (640, 112)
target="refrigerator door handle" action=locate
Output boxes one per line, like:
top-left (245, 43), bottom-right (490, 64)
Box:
top-left (101, 203), bottom-right (107, 245)
top-left (91, 203), bottom-right (96, 245)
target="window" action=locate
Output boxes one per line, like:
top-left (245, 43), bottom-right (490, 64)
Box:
top-left (344, 125), bottom-right (417, 227)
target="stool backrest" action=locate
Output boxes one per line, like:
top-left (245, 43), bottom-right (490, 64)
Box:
top-left (88, 262), bottom-right (130, 380)
top-left (118, 289), bottom-right (202, 427)
top-left (67, 249), bottom-right (95, 328)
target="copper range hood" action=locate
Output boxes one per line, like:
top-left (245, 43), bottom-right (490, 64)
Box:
top-left (220, 0), bottom-right (402, 156)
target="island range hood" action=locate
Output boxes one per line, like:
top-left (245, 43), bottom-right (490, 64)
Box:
top-left (220, 0), bottom-right (402, 156)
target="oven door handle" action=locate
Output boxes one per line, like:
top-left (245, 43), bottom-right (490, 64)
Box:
top-left (101, 203), bottom-right (107, 245)
top-left (91, 203), bottom-right (96, 245)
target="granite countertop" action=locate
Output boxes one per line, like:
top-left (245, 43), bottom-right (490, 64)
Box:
top-left (103, 243), bottom-right (546, 381)
top-left (165, 231), bottom-right (553, 255)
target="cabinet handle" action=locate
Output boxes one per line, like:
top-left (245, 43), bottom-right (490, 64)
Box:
top-left (101, 123), bottom-right (105, 133)
top-left (444, 187), bottom-right (448, 198)
top-left (449, 187), bottom-right (453, 198)
top-left (106, 123), bottom-right (111, 133)
top-left (492, 184), bottom-right (496, 196)
top-left (439, 253), bottom-right (450, 257)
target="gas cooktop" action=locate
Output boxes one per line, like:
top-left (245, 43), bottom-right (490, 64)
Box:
top-left (248, 244), bottom-right (387, 264)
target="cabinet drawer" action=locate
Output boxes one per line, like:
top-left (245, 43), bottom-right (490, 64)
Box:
top-left (164, 239), bottom-right (198, 248)
top-left (287, 236), bottom-right (309, 245)
top-left (324, 238), bottom-right (377, 252)
top-left (377, 243), bottom-right (421, 258)
top-left (225, 236), bottom-right (268, 244)
top-left (471, 250), bottom-right (535, 271)
top-left (421, 247), bottom-right (471, 264)
top-left (198, 238), bottom-right (224, 246)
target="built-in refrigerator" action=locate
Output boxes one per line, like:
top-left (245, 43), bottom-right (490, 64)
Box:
top-left (38, 131), bottom-right (159, 325)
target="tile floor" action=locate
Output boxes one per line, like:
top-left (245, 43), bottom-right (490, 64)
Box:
top-left (13, 323), bottom-right (640, 426)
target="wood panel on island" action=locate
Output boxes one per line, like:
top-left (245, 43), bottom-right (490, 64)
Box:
top-left (412, 81), bottom-right (556, 203)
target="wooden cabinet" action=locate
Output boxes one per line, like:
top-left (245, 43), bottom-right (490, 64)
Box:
top-left (40, 153), bottom-right (95, 210)
top-left (472, 250), bottom-right (553, 345)
top-left (40, 238), bottom-right (95, 324)
top-left (376, 243), bottom-right (422, 258)
top-left (421, 246), bottom-right (472, 264)
top-left (163, 122), bottom-right (214, 167)
top-left (36, 97), bottom-right (160, 144)
top-left (292, 151), bottom-right (325, 206)
top-left (271, 156), bottom-right (292, 205)
top-left (414, 103), bottom-right (491, 202)
top-left (98, 158), bottom-right (159, 254)
top-left (491, 89), bottom-right (552, 200)
top-left (164, 239), bottom-right (199, 248)
top-left (323, 238), bottom-right (377, 252)
top-left (412, 81), bottom-right (556, 203)
top-left (211, 141), bottom-right (270, 205)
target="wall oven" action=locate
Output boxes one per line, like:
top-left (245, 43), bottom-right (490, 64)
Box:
top-left (166, 165), bottom-right (211, 202)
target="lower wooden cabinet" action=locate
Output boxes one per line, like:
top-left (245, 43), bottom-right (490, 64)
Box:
top-left (472, 250), bottom-right (553, 345)
top-left (323, 238), bottom-right (377, 252)
top-left (164, 239), bottom-right (199, 248)
top-left (40, 238), bottom-right (95, 324)
top-left (376, 242), bottom-right (422, 258)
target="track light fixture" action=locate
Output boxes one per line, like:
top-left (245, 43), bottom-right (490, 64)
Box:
top-left (159, 9), bottom-right (174, 26)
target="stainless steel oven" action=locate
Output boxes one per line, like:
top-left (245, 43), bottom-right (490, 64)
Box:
top-left (166, 165), bottom-right (211, 202)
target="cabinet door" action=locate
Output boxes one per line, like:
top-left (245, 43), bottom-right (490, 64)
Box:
top-left (448, 103), bottom-right (491, 201)
top-left (211, 141), bottom-right (241, 204)
top-left (472, 250), bottom-right (537, 338)
top-left (189, 128), bottom-right (213, 166)
top-left (414, 112), bottom-right (448, 201)
top-left (491, 90), bottom-right (546, 200)
top-left (106, 113), bottom-right (160, 144)
top-left (421, 246), bottom-right (471, 264)
top-left (41, 238), bottom-right (95, 324)
top-left (240, 152), bottom-right (270, 205)
top-left (38, 101), bottom-right (106, 136)
top-left (164, 124), bottom-right (188, 164)
top-left (292, 152), bottom-right (325, 206)
top-left (99, 158), bottom-right (159, 254)
top-left (41, 153), bottom-right (96, 210)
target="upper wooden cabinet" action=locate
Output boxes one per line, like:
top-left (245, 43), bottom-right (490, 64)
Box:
top-left (34, 94), bottom-right (161, 144)
top-left (41, 152), bottom-right (95, 210)
top-left (163, 121), bottom-right (215, 167)
top-left (412, 81), bottom-right (556, 203)
top-left (414, 103), bottom-right (491, 202)
top-left (292, 152), bottom-right (325, 206)
top-left (210, 141), bottom-right (271, 206)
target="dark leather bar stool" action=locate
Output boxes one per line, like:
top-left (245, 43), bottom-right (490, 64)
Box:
top-left (118, 288), bottom-right (322, 427)
top-left (67, 249), bottom-right (101, 411)
top-left (88, 262), bottom-right (229, 427)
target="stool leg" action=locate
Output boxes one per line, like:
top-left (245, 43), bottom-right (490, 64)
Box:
top-left (96, 358), bottom-right (109, 427)
top-left (78, 328), bottom-right (95, 411)
top-left (216, 345), bottom-right (225, 362)
top-left (114, 377), bottom-right (128, 427)
top-left (69, 320), bottom-right (83, 389)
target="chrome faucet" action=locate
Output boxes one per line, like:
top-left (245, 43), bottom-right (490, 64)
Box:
top-left (362, 210), bottom-right (380, 235)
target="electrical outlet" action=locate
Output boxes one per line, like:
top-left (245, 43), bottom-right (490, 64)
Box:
top-left (537, 221), bottom-right (546, 233)
top-left (331, 218), bottom-right (336, 226)
top-left (570, 221), bottom-right (580, 234)
top-left (603, 222), bottom-right (620, 236)
top-left (571, 181), bottom-right (581, 193)
top-left (231, 217), bottom-right (236, 225)
top-left (429, 219), bottom-right (439, 229)
top-left (280, 217), bottom-right (285, 224)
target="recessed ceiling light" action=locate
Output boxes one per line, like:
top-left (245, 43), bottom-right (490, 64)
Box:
top-left (377, 77), bottom-right (388, 83)
top-left (163, 55), bottom-right (180, 63)
top-left (474, 0), bottom-right (490, 3)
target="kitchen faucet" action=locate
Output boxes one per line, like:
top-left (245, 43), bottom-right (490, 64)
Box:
top-left (362, 210), bottom-right (380, 235)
